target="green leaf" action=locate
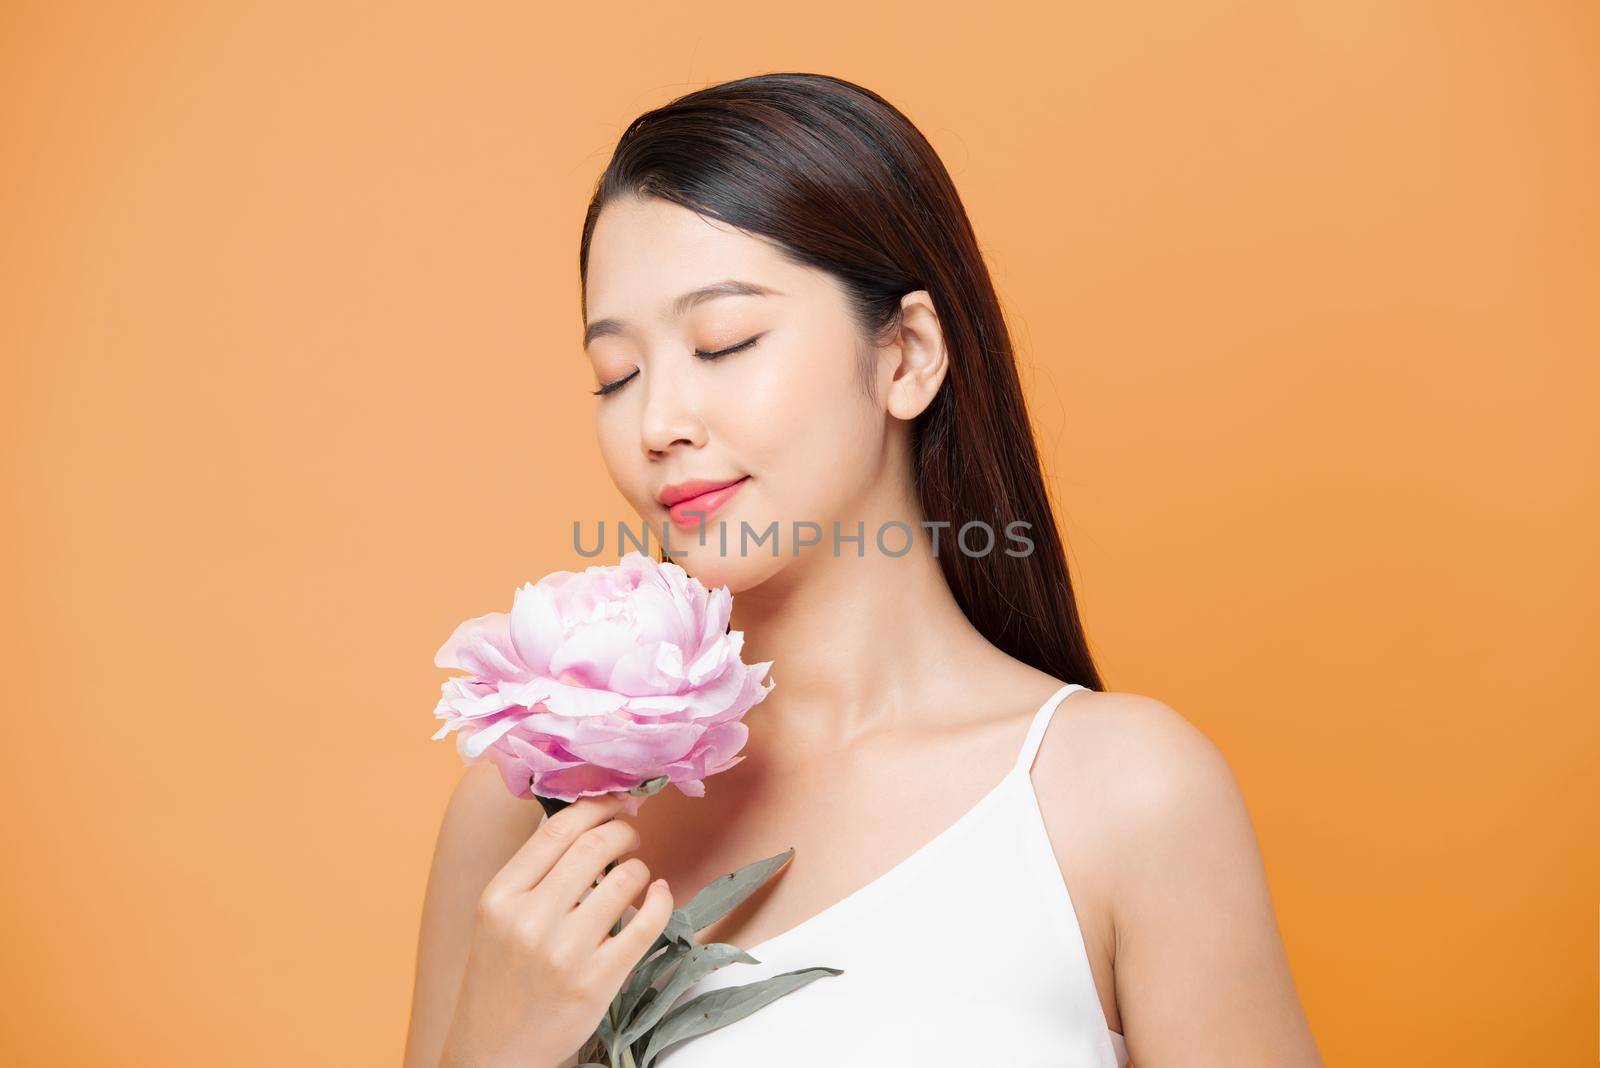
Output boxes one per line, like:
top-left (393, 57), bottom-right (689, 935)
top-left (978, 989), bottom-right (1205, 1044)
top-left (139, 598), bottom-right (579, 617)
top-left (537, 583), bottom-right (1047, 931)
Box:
top-left (638, 848), bottom-right (795, 958)
top-left (634, 937), bottom-right (690, 990)
top-left (657, 908), bottom-right (697, 951)
top-left (616, 942), bottom-right (760, 1048)
top-left (617, 940), bottom-right (688, 1030)
top-left (638, 966), bottom-right (845, 1067)
top-left (680, 848), bottom-right (795, 935)
top-left (628, 775), bottom-right (671, 798)
top-left (627, 985), bottom-right (660, 1035)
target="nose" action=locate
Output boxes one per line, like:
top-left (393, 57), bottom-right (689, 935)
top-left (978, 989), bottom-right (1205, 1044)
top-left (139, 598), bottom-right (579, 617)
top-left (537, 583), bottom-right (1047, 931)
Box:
top-left (639, 365), bottom-right (705, 458)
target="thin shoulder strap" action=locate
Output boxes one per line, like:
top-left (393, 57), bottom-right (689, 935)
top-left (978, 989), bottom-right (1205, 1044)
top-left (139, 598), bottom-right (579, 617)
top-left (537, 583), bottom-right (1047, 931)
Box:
top-left (1013, 683), bottom-right (1089, 775)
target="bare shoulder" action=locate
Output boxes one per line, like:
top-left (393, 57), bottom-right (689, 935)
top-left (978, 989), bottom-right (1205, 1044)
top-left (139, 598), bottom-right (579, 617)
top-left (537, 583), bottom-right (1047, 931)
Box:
top-left (1043, 688), bottom-right (1243, 833)
top-left (436, 761), bottom-right (547, 868)
top-left (1037, 688), bottom-right (1325, 1065)
top-left (1036, 688), bottom-right (1263, 913)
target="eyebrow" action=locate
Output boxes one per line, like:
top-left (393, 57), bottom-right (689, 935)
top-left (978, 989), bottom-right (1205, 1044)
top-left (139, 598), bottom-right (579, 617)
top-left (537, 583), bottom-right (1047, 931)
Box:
top-left (583, 279), bottom-right (783, 348)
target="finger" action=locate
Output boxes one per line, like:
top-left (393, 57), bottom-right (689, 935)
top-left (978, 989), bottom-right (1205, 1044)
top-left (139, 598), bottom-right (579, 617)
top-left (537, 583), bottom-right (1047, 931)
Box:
top-left (483, 791), bottom-right (630, 901)
top-left (568, 855), bottom-right (654, 947)
top-left (595, 876), bottom-right (674, 976)
top-left (533, 816), bottom-right (642, 914)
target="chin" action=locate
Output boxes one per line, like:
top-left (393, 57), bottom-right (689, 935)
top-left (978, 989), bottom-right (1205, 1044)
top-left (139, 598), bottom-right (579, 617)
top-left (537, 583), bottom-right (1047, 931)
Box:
top-left (666, 526), bottom-right (790, 594)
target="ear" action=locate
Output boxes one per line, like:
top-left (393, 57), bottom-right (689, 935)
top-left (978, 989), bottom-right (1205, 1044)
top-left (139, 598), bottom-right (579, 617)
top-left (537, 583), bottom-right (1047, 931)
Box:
top-left (882, 290), bottom-right (949, 421)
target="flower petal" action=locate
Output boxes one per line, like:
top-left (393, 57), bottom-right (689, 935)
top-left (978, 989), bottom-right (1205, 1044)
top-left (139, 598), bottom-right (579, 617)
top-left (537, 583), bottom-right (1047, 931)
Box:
top-left (434, 611), bottom-right (528, 681)
top-left (607, 640), bottom-right (685, 697)
top-left (508, 582), bottom-right (565, 674)
top-left (686, 630), bottom-right (740, 687)
top-left (539, 681), bottom-right (627, 717)
top-left (548, 621), bottom-right (635, 689)
top-left (460, 715), bottom-right (525, 760)
top-left (558, 719), bottom-right (702, 775)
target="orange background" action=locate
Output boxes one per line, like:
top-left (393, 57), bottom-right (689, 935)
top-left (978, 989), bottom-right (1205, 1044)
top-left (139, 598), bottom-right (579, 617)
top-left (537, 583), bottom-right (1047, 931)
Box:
top-left (3, 3), bottom-right (1595, 1064)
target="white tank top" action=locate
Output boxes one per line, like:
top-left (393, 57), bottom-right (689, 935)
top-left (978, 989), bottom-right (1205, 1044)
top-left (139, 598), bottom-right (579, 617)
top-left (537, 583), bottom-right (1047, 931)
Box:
top-left (639, 681), bottom-right (1130, 1067)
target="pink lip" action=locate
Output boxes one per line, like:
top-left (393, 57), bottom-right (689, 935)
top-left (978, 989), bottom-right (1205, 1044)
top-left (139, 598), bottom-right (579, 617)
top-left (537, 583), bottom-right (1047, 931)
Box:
top-left (666, 476), bottom-right (748, 529)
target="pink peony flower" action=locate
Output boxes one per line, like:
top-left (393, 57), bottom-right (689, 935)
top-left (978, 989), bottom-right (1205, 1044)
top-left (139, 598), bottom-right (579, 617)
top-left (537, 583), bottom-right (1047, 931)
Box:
top-left (431, 552), bottom-right (773, 815)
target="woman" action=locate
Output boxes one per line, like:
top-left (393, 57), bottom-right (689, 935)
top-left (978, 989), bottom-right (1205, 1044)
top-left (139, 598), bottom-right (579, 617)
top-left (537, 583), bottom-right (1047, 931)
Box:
top-left (405, 73), bottom-right (1324, 1067)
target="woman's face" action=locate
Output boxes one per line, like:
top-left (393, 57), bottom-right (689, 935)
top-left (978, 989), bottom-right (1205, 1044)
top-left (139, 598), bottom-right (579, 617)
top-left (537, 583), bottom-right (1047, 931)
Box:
top-left (582, 194), bottom-right (891, 593)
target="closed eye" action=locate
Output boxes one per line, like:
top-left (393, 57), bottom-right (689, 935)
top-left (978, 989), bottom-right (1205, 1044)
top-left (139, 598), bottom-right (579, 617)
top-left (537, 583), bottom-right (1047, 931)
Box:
top-left (694, 332), bottom-right (764, 360)
top-left (592, 332), bottom-right (765, 397)
top-left (592, 369), bottom-right (638, 397)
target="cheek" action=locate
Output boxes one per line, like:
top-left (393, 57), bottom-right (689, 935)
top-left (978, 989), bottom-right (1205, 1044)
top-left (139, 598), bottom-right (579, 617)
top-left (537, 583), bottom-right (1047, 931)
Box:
top-left (734, 336), bottom-right (882, 509)
top-left (725, 337), bottom-right (836, 463)
top-left (743, 324), bottom-right (864, 432)
top-left (594, 411), bottom-right (647, 507)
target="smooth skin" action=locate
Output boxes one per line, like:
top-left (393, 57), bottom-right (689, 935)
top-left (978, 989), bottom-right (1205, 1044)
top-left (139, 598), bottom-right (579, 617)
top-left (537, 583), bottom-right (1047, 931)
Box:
top-left (404, 193), bottom-right (1325, 1066)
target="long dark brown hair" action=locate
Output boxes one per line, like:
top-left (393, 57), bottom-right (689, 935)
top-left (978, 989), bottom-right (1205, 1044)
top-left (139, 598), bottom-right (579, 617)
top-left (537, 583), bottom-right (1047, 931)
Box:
top-left (577, 72), bottom-right (1103, 692)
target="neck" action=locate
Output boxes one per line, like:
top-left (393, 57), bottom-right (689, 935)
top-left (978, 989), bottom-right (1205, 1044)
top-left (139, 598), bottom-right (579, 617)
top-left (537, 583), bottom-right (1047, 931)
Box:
top-left (725, 513), bottom-right (999, 757)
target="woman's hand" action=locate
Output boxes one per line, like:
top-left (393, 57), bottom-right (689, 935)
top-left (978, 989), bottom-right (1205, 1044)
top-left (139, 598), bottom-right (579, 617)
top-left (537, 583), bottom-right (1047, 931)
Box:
top-left (437, 790), bottom-right (674, 1068)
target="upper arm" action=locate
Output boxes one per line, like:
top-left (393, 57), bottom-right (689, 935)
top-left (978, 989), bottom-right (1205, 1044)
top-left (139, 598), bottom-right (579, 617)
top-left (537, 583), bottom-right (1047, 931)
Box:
top-left (402, 762), bottom-right (547, 1068)
top-left (1099, 696), bottom-right (1325, 1067)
